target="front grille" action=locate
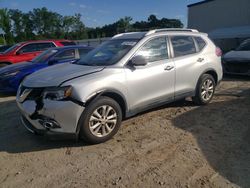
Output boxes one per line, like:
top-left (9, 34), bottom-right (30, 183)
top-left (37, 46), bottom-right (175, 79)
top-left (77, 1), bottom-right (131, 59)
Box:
top-left (224, 61), bottom-right (250, 74)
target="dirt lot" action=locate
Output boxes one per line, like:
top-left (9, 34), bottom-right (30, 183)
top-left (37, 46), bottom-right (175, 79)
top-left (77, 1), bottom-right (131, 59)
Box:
top-left (0, 77), bottom-right (250, 188)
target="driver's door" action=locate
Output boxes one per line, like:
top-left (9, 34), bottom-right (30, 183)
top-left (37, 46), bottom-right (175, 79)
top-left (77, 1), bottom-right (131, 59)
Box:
top-left (124, 36), bottom-right (175, 112)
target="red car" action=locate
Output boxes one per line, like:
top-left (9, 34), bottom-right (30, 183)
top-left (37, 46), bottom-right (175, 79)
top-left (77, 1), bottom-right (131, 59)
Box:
top-left (0, 40), bottom-right (76, 67)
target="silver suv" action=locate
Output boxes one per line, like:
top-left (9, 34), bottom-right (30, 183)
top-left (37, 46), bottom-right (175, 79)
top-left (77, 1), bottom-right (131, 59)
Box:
top-left (16, 29), bottom-right (223, 144)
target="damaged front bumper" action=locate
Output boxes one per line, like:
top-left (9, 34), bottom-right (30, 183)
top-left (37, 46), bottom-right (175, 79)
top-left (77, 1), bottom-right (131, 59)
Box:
top-left (16, 86), bottom-right (85, 138)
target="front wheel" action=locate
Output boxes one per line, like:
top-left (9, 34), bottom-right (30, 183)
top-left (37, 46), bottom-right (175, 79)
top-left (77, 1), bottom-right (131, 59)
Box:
top-left (79, 96), bottom-right (122, 144)
top-left (193, 74), bottom-right (216, 105)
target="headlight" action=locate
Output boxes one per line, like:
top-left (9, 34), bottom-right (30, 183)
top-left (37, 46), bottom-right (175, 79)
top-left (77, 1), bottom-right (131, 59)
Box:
top-left (43, 86), bottom-right (72, 101)
top-left (1, 71), bottom-right (20, 77)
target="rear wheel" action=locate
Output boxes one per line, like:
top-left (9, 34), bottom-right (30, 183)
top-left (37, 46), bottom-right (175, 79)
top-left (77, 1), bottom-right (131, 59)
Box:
top-left (79, 96), bottom-right (122, 144)
top-left (193, 74), bottom-right (215, 105)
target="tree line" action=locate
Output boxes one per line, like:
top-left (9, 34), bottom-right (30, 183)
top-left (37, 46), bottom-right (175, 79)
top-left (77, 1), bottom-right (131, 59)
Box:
top-left (0, 7), bottom-right (183, 44)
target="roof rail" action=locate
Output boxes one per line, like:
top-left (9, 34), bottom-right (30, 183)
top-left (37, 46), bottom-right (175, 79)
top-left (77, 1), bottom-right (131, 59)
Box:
top-left (145, 28), bottom-right (199, 36)
top-left (112, 32), bottom-right (142, 39)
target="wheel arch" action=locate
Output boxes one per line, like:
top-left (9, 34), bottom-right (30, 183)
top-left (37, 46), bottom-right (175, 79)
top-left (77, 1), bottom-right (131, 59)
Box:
top-left (85, 89), bottom-right (128, 119)
top-left (198, 68), bottom-right (218, 85)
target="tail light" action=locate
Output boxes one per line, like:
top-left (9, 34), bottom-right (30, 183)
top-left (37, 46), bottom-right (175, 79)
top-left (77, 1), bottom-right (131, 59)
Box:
top-left (216, 47), bottom-right (222, 57)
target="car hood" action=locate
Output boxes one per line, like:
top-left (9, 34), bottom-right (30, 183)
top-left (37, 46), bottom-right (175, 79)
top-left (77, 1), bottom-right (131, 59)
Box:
top-left (223, 51), bottom-right (250, 61)
top-left (23, 63), bottom-right (105, 87)
top-left (0, 61), bottom-right (36, 74)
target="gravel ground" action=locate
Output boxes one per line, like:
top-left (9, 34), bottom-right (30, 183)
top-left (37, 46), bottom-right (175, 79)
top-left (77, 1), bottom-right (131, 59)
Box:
top-left (0, 76), bottom-right (250, 188)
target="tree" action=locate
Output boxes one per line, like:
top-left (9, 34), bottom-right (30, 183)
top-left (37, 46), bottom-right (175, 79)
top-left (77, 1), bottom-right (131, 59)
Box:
top-left (117, 16), bottom-right (133, 33)
top-left (0, 8), bottom-right (14, 44)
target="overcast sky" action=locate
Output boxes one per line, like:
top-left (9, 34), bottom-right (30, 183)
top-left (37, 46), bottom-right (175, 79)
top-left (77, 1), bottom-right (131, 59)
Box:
top-left (0, 0), bottom-right (201, 27)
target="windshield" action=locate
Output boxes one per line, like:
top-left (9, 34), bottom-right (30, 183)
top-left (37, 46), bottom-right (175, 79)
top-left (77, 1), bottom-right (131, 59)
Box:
top-left (32, 49), bottom-right (58, 63)
top-left (3, 43), bottom-right (22, 54)
top-left (236, 40), bottom-right (250, 51)
top-left (76, 39), bottom-right (138, 66)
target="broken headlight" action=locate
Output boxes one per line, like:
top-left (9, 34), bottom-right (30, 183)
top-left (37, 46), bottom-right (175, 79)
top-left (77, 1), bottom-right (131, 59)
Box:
top-left (43, 86), bottom-right (72, 101)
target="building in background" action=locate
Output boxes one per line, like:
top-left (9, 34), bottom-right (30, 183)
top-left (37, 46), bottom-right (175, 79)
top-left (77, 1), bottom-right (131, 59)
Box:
top-left (188, 0), bottom-right (250, 52)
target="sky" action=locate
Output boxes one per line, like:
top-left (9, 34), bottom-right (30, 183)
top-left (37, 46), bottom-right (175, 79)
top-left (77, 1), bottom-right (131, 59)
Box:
top-left (0, 0), bottom-right (201, 28)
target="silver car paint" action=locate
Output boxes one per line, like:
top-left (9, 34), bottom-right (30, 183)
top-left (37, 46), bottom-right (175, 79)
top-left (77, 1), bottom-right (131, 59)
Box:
top-left (17, 30), bottom-right (223, 135)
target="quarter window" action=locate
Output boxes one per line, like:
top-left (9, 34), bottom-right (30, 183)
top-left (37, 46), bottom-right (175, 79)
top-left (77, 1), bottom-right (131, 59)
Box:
top-left (194, 37), bottom-right (206, 51)
top-left (79, 48), bottom-right (91, 58)
top-left (136, 37), bottom-right (168, 62)
top-left (171, 36), bottom-right (196, 57)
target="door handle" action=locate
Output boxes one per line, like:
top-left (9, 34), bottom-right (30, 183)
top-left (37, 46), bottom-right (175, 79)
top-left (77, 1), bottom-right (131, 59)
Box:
top-left (197, 58), bottom-right (204, 62)
top-left (164, 65), bottom-right (174, 71)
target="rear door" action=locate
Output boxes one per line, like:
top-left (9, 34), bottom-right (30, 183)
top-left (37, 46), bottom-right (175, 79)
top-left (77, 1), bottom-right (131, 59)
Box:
top-left (170, 35), bottom-right (202, 98)
top-left (125, 36), bottom-right (175, 112)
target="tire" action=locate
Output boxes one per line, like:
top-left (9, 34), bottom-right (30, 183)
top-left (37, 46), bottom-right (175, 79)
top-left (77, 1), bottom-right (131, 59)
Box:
top-left (79, 96), bottom-right (122, 144)
top-left (193, 74), bottom-right (215, 105)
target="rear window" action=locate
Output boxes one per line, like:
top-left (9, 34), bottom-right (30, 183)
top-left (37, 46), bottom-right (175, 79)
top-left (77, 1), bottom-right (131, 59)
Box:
top-left (171, 36), bottom-right (196, 57)
top-left (194, 37), bottom-right (206, 51)
top-left (236, 40), bottom-right (250, 51)
top-left (60, 41), bottom-right (76, 46)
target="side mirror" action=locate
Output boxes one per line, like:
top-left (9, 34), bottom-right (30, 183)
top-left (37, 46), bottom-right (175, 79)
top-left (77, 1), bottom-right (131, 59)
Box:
top-left (130, 55), bottom-right (147, 66)
top-left (48, 59), bottom-right (58, 65)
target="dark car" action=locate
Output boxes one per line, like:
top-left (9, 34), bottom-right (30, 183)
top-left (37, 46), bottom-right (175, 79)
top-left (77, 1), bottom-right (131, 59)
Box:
top-left (0, 45), bottom-right (93, 94)
top-left (222, 39), bottom-right (250, 76)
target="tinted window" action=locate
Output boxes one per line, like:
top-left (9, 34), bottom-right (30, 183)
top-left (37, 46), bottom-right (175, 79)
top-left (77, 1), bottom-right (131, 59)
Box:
top-left (60, 41), bottom-right (76, 46)
top-left (36, 43), bottom-right (55, 51)
top-left (195, 37), bottom-right (206, 51)
top-left (32, 49), bottom-right (58, 63)
top-left (54, 49), bottom-right (76, 61)
top-left (171, 36), bottom-right (196, 57)
top-left (18, 43), bottom-right (39, 53)
top-left (236, 40), bottom-right (250, 51)
top-left (136, 37), bottom-right (168, 62)
top-left (79, 48), bottom-right (91, 58)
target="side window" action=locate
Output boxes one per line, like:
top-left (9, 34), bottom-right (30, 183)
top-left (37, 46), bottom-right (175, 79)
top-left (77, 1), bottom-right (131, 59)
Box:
top-left (79, 48), bottom-right (91, 58)
top-left (171, 36), bottom-right (196, 57)
top-left (18, 43), bottom-right (39, 53)
top-left (136, 37), bottom-right (168, 62)
top-left (53, 49), bottom-right (76, 61)
top-left (194, 37), bottom-right (206, 51)
top-left (36, 43), bottom-right (55, 51)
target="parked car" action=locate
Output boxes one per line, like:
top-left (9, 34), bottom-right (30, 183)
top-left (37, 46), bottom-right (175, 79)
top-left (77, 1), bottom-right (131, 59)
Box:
top-left (0, 45), bottom-right (93, 94)
top-left (0, 40), bottom-right (76, 68)
top-left (16, 28), bottom-right (223, 144)
top-left (0, 45), bottom-right (13, 53)
top-left (222, 39), bottom-right (250, 76)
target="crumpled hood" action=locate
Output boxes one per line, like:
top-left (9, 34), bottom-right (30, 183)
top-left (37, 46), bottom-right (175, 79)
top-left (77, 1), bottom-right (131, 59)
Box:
top-left (223, 51), bottom-right (250, 61)
top-left (23, 63), bottom-right (105, 87)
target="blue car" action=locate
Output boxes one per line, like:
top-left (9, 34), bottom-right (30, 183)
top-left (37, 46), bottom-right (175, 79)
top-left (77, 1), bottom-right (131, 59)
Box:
top-left (0, 45), bottom-right (93, 94)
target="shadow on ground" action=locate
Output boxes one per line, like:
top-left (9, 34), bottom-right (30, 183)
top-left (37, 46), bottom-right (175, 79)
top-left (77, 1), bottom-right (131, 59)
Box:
top-left (173, 88), bottom-right (250, 187)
